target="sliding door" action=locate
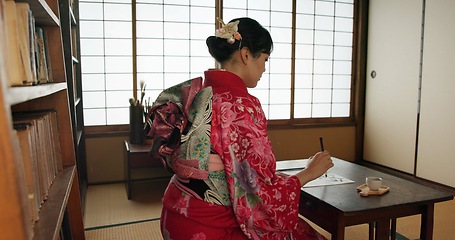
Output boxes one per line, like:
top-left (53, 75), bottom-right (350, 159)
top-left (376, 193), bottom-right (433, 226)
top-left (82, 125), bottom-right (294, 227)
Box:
top-left (363, 0), bottom-right (422, 173)
top-left (416, 0), bottom-right (455, 187)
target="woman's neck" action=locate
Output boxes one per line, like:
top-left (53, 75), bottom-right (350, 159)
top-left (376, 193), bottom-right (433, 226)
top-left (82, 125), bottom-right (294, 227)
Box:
top-left (220, 58), bottom-right (247, 83)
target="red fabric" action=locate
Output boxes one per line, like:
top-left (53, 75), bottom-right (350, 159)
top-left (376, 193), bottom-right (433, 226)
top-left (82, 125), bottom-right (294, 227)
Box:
top-left (161, 177), bottom-right (248, 240)
top-left (160, 70), bottom-right (326, 240)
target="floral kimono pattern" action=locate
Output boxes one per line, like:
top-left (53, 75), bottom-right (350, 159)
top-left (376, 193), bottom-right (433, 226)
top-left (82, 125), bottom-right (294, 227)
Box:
top-left (154, 70), bottom-right (325, 240)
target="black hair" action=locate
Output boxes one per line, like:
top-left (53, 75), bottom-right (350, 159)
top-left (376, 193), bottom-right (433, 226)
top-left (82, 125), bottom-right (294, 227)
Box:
top-left (206, 17), bottom-right (273, 64)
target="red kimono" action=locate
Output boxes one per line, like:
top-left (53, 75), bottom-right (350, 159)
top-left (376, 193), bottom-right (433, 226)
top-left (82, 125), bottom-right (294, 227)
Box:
top-left (152, 70), bottom-right (325, 240)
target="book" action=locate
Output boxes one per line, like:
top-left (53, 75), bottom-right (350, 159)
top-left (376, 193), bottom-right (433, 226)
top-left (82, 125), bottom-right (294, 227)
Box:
top-left (47, 111), bottom-right (63, 171)
top-left (35, 27), bottom-right (50, 83)
top-left (5, 2), bottom-right (38, 86)
top-left (15, 2), bottom-right (36, 85)
top-left (43, 27), bottom-right (53, 82)
top-left (10, 128), bottom-right (34, 228)
top-left (29, 11), bottom-right (37, 84)
top-left (4, 1), bottom-right (26, 86)
top-left (14, 123), bottom-right (41, 224)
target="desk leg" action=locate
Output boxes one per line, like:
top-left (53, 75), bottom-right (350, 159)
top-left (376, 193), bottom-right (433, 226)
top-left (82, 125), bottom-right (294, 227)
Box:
top-left (332, 216), bottom-right (345, 240)
top-left (421, 204), bottom-right (435, 240)
top-left (368, 223), bottom-right (374, 240)
top-left (375, 219), bottom-right (390, 240)
top-left (124, 144), bottom-right (132, 200)
top-left (127, 158), bottom-right (132, 199)
top-left (391, 219), bottom-right (397, 240)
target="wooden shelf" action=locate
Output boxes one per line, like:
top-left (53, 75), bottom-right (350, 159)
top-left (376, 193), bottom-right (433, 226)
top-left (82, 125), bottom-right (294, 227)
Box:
top-left (60, 0), bottom-right (88, 212)
top-left (32, 166), bottom-right (76, 240)
top-left (7, 83), bottom-right (67, 106)
top-left (0, 0), bottom-right (85, 239)
top-left (17, 0), bottom-right (60, 26)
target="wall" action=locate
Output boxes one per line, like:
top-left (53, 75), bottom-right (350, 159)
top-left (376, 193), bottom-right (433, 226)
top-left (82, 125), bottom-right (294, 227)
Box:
top-left (268, 126), bottom-right (356, 161)
top-left (86, 126), bottom-right (356, 184)
top-left (85, 136), bottom-right (127, 184)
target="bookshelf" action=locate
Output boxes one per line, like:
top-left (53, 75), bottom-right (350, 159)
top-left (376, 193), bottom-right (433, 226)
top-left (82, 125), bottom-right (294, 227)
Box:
top-left (0, 0), bottom-right (85, 239)
top-left (59, 0), bottom-right (87, 209)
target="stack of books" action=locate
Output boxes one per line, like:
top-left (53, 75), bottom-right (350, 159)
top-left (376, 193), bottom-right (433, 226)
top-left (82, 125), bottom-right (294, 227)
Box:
top-left (5, 1), bottom-right (52, 87)
top-left (13, 110), bottom-right (63, 225)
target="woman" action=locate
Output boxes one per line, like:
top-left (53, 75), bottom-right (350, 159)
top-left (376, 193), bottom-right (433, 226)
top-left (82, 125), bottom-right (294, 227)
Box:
top-left (148, 17), bottom-right (333, 240)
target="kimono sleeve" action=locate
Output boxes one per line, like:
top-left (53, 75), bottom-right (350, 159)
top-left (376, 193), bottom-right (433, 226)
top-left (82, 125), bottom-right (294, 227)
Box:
top-left (211, 93), bottom-right (303, 238)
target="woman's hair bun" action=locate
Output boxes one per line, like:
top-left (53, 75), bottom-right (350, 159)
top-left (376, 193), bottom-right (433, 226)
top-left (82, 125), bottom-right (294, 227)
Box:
top-left (206, 36), bottom-right (239, 63)
top-left (206, 17), bottom-right (273, 64)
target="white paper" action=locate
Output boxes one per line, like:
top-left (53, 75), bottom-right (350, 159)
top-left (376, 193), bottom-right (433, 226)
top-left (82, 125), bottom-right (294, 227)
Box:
top-left (280, 169), bottom-right (355, 188)
top-left (276, 159), bottom-right (308, 171)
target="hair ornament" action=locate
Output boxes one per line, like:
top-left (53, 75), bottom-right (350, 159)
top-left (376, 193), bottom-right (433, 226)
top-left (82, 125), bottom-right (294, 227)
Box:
top-left (215, 17), bottom-right (242, 44)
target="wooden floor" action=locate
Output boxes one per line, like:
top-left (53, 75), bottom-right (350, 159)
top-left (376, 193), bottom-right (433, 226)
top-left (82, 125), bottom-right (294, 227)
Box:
top-left (84, 180), bottom-right (455, 239)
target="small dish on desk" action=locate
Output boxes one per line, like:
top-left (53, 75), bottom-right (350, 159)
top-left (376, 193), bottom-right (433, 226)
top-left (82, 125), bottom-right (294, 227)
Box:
top-left (357, 184), bottom-right (390, 197)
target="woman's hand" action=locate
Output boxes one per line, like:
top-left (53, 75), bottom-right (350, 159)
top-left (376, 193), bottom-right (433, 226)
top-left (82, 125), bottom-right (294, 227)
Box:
top-left (294, 151), bottom-right (334, 187)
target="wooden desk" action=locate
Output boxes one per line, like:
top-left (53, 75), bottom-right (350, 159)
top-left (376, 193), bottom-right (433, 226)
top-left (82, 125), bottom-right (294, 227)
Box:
top-left (280, 158), bottom-right (453, 240)
top-left (124, 140), bottom-right (168, 199)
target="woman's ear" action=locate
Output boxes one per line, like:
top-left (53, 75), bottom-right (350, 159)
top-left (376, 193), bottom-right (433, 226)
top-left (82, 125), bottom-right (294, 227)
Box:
top-left (240, 47), bottom-right (249, 65)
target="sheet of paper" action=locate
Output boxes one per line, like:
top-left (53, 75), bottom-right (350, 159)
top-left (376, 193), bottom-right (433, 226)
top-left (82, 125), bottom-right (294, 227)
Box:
top-left (280, 169), bottom-right (355, 188)
top-left (276, 159), bottom-right (308, 171)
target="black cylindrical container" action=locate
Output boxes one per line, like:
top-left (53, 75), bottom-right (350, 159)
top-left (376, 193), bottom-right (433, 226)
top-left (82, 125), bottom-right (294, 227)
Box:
top-left (129, 105), bottom-right (144, 144)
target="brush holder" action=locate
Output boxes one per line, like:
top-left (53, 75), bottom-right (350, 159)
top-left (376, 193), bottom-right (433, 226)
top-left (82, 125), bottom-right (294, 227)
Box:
top-left (129, 105), bottom-right (144, 144)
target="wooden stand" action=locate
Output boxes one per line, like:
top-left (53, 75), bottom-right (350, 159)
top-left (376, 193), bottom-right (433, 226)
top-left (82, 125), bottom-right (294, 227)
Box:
top-left (124, 140), bottom-right (169, 199)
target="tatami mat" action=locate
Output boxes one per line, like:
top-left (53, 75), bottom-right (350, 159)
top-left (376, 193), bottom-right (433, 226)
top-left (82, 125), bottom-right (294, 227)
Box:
top-left (396, 199), bottom-right (455, 239)
top-left (84, 179), bottom-right (169, 228)
top-left (85, 219), bottom-right (163, 240)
